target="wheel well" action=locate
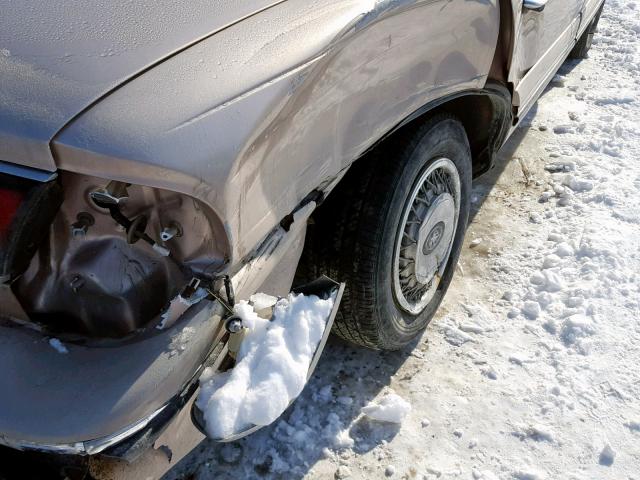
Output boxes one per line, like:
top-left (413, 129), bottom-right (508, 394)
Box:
top-left (356, 86), bottom-right (513, 178)
top-left (429, 92), bottom-right (510, 176)
top-left (489, 0), bottom-right (516, 85)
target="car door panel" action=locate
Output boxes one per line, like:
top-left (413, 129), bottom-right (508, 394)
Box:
top-left (579, 0), bottom-right (604, 36)
top-left (513, 15), bottom-right (580, 114)
top-left (509, 0), bottom-right (582, 118)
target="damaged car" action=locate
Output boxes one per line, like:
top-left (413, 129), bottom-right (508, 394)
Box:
top-left (0, 0), bottom-right (605, 478)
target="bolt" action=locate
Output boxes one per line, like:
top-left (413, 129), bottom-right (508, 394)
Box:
top-left (160, 222), bottom-right (183, 242)
top-left (225, 316), bottom-right (243, 333)
top-left (69, 275), bottom-right (85, 293)
top-left (160, 226), bottom-right (179, 242)
top-left (71, 224), bottom-right (88, 238)
top-left (71, 212), bottom-right (95, 238)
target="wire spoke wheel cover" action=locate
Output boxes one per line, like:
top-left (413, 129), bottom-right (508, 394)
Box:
top-left (393, 158), bottom-right (461, 314)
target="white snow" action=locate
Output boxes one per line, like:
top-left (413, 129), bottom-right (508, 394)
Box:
top-left (554, 242), bottom-right (574, 257)
top-left (157, 287), bottom-right (209, 330)
top-left (335, 465), bottom-right (352, 479)
top-left (442, 323), bottom-right (475, 346)
top-left (529, 270), bottom-right (564, 292)
top-left (512, 424), bottom-right (556, 443)
top-left (470, 238), bottom-right (483, 247)
top-left (196, 293), bottom-right (334, 439)
top-left (168, 326), bottom-right (195, 357)
top-left (169, 3), bottom-right (640, 479)
top-left (542, 254), bottom-right (561, 268)
top-left (249, 292), bottom-right (278, 311)
top-left (521, 300), bottom-right (542, 319)
top-left (529, 212), bottom-right (543, 224)
top-left (333, 428), bottom-right (355, 449)
top-left (472, 470), bottom-right (498, 480)
top-left (513, 470), bottom-right (545, 480)
top-left (48, 338), bottom-right (68, 354)
top-left (361, 392), bottom-right (411, 424)
top-left (562, 174), bottom-right (594, 192)
top-left (560, 313), bottom-right (597, 351)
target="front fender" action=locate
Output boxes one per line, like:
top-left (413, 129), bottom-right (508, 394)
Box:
top-left (53, 0), bottom-right (499, 271)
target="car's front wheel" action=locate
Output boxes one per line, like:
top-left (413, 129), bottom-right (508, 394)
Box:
top-left (300, 115), bottom-right (472, 350)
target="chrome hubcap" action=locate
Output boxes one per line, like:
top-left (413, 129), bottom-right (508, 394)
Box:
top-left (393, 158), bottom-right (460, 314)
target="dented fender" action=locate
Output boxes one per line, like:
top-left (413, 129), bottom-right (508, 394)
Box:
top-left (52, 0), bottom-right (500, 275)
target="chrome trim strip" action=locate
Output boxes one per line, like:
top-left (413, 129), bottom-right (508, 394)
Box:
top-left (0, 405), bottom-right (167, 456)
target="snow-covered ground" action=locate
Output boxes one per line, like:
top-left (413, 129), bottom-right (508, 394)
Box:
top-left (167, 2), bottom-right (639, 479)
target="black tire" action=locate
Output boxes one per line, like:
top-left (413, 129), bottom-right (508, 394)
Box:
top-left (569, 3), bottom-right (604, 59)
top-left (298, 115), bottom-right (472, 350)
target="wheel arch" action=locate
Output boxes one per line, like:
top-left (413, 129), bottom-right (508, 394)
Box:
top-left (490, 0), bottom-right (518, 86)
top-left (354, 84), bottom-right (513, 179)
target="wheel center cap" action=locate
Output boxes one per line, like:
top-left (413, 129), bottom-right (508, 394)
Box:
top-left (414, 193), bottom-right (456, 284)
top-left (422, 221), bottom-right (445, 255)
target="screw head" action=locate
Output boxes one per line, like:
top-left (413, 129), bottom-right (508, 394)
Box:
top-left (71, 224), bottom-right (88, 238)
top-left (225, 317), bottom-right (243, 333)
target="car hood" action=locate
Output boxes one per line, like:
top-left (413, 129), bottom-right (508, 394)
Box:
top-left (0, 0), bottom-right (283, 172)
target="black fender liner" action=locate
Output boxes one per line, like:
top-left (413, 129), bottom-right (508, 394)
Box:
top-left (357, 83), bottom-right (513, 178)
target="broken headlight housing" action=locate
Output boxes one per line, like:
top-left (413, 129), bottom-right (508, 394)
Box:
top-left (6, 171), bottom-right (228, 339)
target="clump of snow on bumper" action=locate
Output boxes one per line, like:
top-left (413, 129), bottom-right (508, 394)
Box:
top-left (157, 286), bottom-right (209, 330)
top-left (249, 292), bottom-right (278, 312)
top-left (196, 292), bottom-right (334, 439)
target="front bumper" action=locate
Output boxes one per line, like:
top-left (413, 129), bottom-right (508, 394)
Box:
top-left (0, 404), bottom-right (166, 456)
top-left (0, 193), bottom-right (320, 479)
top-left (0, 299), bottom-right (226, 454)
